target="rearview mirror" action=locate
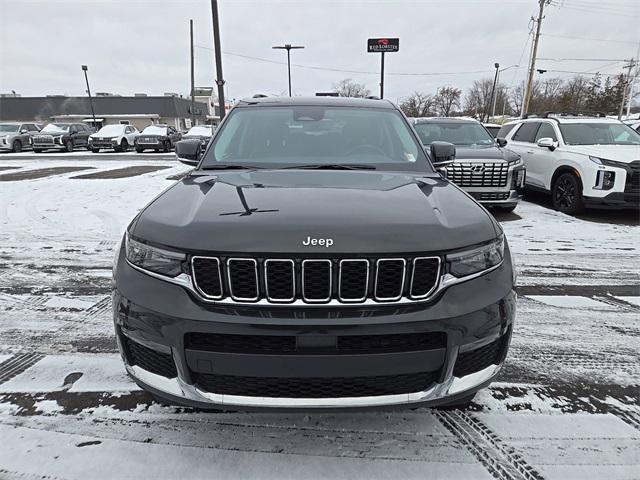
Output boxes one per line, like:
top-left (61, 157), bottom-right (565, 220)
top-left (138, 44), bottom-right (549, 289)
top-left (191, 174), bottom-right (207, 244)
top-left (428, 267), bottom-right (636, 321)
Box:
top-left (175, 139), bottom-right (201, 166)
top-left (496, 137), bottom-right (507, 147)
top-left (537, 137), bottom-right (556, 150)
top-left (430, 141), bottom-right (456, 169)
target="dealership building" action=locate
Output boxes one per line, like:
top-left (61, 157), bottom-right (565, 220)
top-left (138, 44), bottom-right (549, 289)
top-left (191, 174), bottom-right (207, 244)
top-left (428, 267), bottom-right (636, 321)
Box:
top-left (0, 93), bottom-right (218, 131)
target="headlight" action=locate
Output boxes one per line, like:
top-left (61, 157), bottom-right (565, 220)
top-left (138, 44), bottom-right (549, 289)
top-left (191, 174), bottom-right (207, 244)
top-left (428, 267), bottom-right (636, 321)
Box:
top-left (590, 156), bottom-right (629, 169)
top-left (447, 236), bottom-right (504, 278)
top-left (125, 234), bottom-right (185, 277)
top-left (88, 137), bottom-right (94, 143)
top-left (589, 156), bottom-right (603, 165)
top-left (508, 156), bottom-right (522, 166)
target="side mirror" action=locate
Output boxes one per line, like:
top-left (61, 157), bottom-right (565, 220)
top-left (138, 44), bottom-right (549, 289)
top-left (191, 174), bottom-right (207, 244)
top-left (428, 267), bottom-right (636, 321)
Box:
top-left (430, 141), bottom-right (456, 170)
top-left (537, 137), bottom-right (556, 150)
top-left (175, 139), bottom-right (201, 166)
top-left (20, 129), bottom-right (28, 134)
top-left (496, 137), bottom-right (508, 147)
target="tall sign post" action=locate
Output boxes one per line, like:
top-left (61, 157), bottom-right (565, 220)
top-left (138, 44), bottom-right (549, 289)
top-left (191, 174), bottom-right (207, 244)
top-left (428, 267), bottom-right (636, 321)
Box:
top-left (367, 38), bottom-right (399, 99)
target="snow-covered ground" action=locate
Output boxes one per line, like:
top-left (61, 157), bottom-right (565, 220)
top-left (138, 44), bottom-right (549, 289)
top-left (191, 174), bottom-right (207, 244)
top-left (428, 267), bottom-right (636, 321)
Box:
top-left (0, 154), bottom-right (638, 479)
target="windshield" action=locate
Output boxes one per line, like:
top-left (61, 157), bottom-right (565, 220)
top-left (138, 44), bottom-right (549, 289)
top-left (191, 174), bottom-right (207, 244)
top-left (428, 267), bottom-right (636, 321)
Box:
top-left (142, 125), bottom-right (167, 135)
top-left (186, 126), bottom-right (212, 136)
top-left (0, 124), bottom-right (19, 133)
top-left (560, 123), bottom-right (640, 145)
top-left (42, 123), bottom-right (70, 132)
top-left (201, 106), bottom-right (432, 172)
top-left (414, 122), bottom-right (495, 146)
top-left (96, 125), bottom-right (125, 136)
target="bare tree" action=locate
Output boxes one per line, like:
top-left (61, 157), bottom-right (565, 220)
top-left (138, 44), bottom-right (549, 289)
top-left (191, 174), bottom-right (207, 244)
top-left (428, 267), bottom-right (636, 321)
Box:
top-left (399, 91), bottom-right (436, 117)
top-left (434, 86), bottom-right (462, 116)
top-left (332, 78), bottom-right (371, 98)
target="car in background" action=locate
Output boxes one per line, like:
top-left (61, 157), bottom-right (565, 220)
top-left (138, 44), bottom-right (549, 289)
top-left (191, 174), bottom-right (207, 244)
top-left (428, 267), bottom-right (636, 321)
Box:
top-left (0, 122), bottom-right (41, 152)
top-left (32, 123), bottom-right (92, 152)
top-left (135, 124), bottom-right (181, 153)
top-left (182, 125), bottom-right (215, 150)
top-left (89, 124), bottom-right (139, 152)
top-left (413, 117), bottom-right (525, 212)
top-left (498, 114), bottom-right (640, 214)
top-left (624, 119), bottom-right (640, 133)
top-left (483, 123), bottom-right (502, 138)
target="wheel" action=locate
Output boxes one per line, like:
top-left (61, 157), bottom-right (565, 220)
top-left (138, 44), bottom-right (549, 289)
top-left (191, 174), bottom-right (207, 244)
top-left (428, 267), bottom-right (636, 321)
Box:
top-left (12, 140), bottom-right (22, 153)
top-left (91, 148), bottom-right (100, 153)
top-left (136, 147), bottom-right (144, 153)
top-left (163, 141), bottom-right (170, 153)
top-left (117, 139), bottom-right (128, 152)
top-left (33, 148), bottom-right (43, 153)
top-left (64, 139), bottom-right (74, 152)
top-left (552, 172), bottom-right (584, 215)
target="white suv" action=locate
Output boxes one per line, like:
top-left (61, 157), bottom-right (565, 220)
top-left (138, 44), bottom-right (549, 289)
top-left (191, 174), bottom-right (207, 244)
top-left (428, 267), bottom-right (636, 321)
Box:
top-left (498, 115), bottom-right (640, 214)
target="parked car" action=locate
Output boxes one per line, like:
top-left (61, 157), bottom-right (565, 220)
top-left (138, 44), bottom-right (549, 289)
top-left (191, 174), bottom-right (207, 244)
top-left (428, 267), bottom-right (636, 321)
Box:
top-left (0, 122), bottom-right (41, 152)
top-left (135, 124), bottom-right (181, 152)
top-left (113, 96), bottom-right (516, 410)
top-left (31, 123), bottom-right (92, 152)
top-left (624, 119), bottom-right (640, 133)
top-left (412, 117), bottom-right (525, 212)
top-left (182, 125), bottom-right (215, 150)
top-left (89, 124), bottom-right (139, 152)
top-left (498, 114), bottom-right (640, 214)
top-left (483, 123), bottom-right (502, 138)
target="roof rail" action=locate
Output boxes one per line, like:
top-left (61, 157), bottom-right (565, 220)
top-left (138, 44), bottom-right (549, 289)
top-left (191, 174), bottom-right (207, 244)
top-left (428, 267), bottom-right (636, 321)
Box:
top-left (540, 110), bottom-right (608, 118)
top-left (365, 95), bottom-right (381, 100)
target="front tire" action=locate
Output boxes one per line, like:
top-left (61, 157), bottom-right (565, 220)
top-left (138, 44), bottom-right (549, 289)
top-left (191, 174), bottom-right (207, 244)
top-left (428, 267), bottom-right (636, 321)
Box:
top-left (64, 139), bottom-right (74, 152)
top-left (135, 146), bottom-right (144, 153)
top-left (163, 141), bottom-right (170, 153)
top-left (33, 148), bottom-right (43, 153)
top-left (117, 139), bottom-right (129, 152)
top-left (91, 148), bottom-right (100, 153)
top-left (552, 172), bottom-right (584, 215)
top-left (12, 140), bottom-right (22, 153)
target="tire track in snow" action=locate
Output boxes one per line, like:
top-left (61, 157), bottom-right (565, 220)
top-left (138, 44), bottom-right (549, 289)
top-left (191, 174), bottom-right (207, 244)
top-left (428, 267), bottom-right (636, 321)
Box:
top-left (435, 410), bottom-right (544, 480)
top-left (0, 353), bottom-right (44, 385)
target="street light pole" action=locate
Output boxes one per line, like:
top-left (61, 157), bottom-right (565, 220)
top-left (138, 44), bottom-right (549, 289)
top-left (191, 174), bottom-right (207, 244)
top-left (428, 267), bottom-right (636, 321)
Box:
top-left (81, 65), bottom-right (97, 130)
top-left (487, 63), bottom-right (500, 123)
top-left (492, 64), bottom-right (519, 119)
top-left (272, 44), bottom-right (304, 96)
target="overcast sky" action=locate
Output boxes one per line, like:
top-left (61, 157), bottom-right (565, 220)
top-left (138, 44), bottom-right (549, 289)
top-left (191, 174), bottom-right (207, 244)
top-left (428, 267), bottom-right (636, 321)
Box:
top-left (1, 0), bottom-right (638, 104)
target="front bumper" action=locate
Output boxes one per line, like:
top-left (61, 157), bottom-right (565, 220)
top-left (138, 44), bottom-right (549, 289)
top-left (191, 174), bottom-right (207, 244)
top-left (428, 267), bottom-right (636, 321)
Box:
top-left (112, 248), bottom-right (516, 409)
top-left (584, 191), bottom-right (640, 209)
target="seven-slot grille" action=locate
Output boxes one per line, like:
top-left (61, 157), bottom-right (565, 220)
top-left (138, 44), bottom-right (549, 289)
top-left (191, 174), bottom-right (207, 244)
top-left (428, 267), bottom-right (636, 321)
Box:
top-left (138, 136), bottom-right (159, 144)
top-left (445, 161), bottom-right (509, 187)
top-left (32, 135), bottom-right (55, 145)
top-left (191, 255), bottom-right (440, 304)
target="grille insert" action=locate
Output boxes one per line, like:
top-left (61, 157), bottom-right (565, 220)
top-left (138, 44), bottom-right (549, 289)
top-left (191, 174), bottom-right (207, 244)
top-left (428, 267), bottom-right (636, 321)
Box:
top-left (193, 371), bottom-right (440, 398)
top-left (123, 336), bottom-right (177, 378)
top-left (302, 260), bottom-right (332, 302)
top-left (184, 332), bottom-right (446, 355)
top-left (192, 257), bottom-right (222, 299)
top-left (410, 257), bottom-right (440, 298)
top-left (338, 260), bottom-right (369, 302)
top-left (228, 259), bottom-right (258, 301)
top-left (264, 259), bottom-right (295, 302)
top-left (375, 259), bottom-right (406, 301)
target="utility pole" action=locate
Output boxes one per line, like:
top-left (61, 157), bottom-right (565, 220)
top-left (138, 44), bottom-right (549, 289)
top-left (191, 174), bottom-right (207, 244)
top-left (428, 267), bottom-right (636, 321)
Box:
top-left (190, 19), bottom-right (195, 127)
top-left (210, 0), bottom-right (226, 122)
top-left (619, 58), bottom-right (636, 120)
top-left (81, 65), bottom-right (97, 130)
top-left (523, 0), bottom-right (550, 117)
top-left (487, 62), bottom-right (500, 122)
top-left (272, 44), bottom-right (305, 96)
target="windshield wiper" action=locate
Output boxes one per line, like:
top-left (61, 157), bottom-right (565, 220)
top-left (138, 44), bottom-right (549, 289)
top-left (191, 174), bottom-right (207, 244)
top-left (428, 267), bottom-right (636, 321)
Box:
top-left (200, 164), bottom-right (263, 170)
top-left (282, 164), bottom-right (376, 170)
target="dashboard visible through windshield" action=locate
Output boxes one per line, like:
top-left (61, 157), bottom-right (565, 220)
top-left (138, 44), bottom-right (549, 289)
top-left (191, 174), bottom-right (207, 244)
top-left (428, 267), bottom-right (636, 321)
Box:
top-left (414, 122), bottom-right (495, 147)
top-left (201, 106), bottom-right (433, 173)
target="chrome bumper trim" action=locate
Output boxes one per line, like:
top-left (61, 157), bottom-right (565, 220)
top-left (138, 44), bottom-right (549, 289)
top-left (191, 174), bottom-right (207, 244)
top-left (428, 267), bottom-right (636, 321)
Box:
top-left (126, 362), bottom-right (501, 408)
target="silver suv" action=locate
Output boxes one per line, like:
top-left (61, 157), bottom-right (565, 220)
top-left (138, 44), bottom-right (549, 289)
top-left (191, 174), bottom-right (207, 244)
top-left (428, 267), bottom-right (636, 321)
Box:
top-left (0, 122), bottom-right (41, 152)
top-left (411, 117), bottom-right (525, 212)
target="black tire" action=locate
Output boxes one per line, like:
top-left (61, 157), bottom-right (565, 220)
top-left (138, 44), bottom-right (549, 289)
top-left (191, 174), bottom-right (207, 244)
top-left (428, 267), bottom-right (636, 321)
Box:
top-left (552, 172), bottom-right (584, 215)
top-left (163, 141), bottom-right (170, 153)
top-left (64, 139), bottom-right (74, 152)
top-left (33, 148), bottom-right (43, 153)
top-left (12, 140), bottom-right (22, 153)
top-left (91, 148), bottom-right (100, 153)
top-left (136, 147), bottom-right (144, 153)
top-left (117, 139), bottom-right (129, 152)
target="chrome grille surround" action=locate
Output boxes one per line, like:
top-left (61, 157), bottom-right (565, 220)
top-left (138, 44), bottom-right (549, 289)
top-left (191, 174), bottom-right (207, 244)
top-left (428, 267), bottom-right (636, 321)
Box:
top-left (301, 259), bottom-right (333, 303)
top-left (338, 259), bottom-right (370, 303)
top-left (226, 258), bottom-right (259, 302)
top-left (409, 257), bottom-right (441, 300)
top-left (191, 256), bottom-right (223, 300)
top-left (264, 259), bottom-right (295, 303)
top-left (446, 161), bottom-right (509, 187)
top-left (374, 258), bottom-right (406, 302)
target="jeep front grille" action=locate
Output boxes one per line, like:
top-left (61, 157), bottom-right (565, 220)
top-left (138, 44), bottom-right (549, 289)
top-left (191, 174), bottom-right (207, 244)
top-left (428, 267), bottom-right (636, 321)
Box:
top-left (446, 162), bottom-right (509, 187)
top-left (191, 255), bottom-right (441, 305)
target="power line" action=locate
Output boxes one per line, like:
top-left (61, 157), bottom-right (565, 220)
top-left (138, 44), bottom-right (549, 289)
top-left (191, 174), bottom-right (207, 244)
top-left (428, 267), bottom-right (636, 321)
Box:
top-left (538, 57), bottom-right (628, 62)
top-left (542, 33), bottom-right (638, 45)
top-left (195, 45), bottom-right (503, 77)
top-left (549, 1), bottom-right (637, 17)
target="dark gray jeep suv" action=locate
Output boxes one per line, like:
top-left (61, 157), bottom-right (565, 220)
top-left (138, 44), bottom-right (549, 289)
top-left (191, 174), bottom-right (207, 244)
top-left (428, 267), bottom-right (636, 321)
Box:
top-left (112, 97), bottom-right (516, 410)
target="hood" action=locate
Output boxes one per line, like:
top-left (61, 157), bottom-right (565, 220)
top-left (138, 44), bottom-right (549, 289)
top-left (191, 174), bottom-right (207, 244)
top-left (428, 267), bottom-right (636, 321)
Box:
top-left (90, 134), bottom-right (116, 139)
top-left (183, 134), bottom-right (211, 140)
top-left (131, 170), bottom-right (498, 254)
top-left (562, 144), bottom-right (640, 163)
top-left (454, 145), bottom-right (520, 162)
top-left (138, 133), bottom-right (167, 138)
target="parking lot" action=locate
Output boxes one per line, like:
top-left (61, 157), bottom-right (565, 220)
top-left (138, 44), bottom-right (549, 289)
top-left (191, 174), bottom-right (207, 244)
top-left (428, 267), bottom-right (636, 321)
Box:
top-left (0, 152), bottom-right (638, 479)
